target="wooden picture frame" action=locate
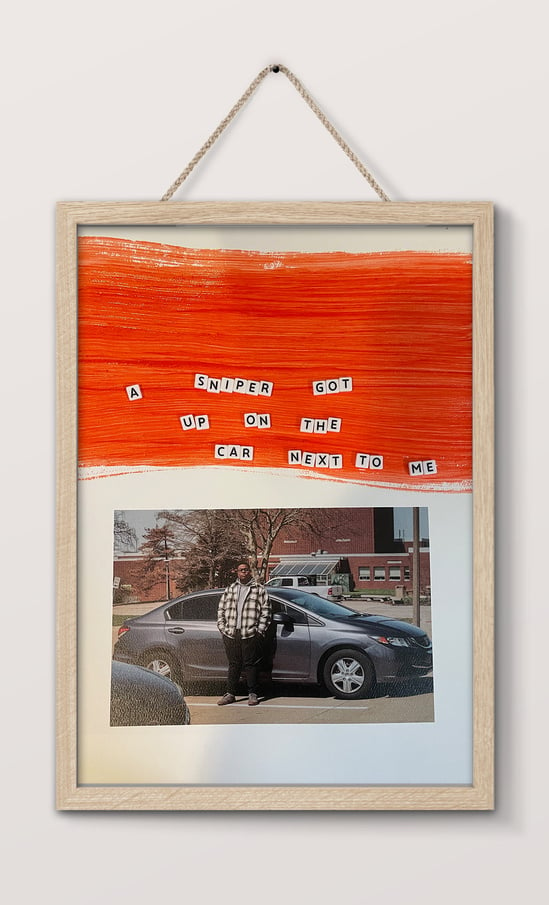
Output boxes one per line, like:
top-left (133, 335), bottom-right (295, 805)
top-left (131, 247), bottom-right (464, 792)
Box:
top-left (56, 201), bottom-right (493, 810)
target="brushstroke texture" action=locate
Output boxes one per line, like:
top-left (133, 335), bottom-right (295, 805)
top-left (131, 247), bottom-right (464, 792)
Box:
top-left (78, 237), bottom-right (472, 490)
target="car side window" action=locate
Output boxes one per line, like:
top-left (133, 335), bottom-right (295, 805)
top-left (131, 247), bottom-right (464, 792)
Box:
top-left (284, 604), bottom-right (309, 625)
top-left (266, 598), bottom-right (313, 625)
top-left (167, 594), bottom-right (220, 621)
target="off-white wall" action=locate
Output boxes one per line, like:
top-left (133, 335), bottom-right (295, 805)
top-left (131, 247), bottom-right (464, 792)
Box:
top-left (1, 0), bottom-right (545, 901)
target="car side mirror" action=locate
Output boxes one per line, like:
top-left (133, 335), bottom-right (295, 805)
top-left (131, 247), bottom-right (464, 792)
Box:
top-left (272, 612), bottom-right (292, 625)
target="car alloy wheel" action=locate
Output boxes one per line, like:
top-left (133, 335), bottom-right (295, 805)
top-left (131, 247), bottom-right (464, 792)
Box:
top-left (145, 654), bottom-right (176, 681)
top-left (323, 649), bottom-right (374, 699)
top-left (331, 657), bottom-right (364, 694)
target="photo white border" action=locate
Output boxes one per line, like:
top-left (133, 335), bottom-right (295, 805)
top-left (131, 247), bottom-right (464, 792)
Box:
top-left (80, 476), bottom-right (469, 786)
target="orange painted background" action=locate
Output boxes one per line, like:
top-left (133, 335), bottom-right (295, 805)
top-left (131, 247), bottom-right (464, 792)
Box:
top-left (78, 237), bottom-right (472, 489)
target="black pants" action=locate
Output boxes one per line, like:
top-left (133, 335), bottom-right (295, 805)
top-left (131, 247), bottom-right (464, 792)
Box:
top-left (222, 631), bottom-right (261, 695)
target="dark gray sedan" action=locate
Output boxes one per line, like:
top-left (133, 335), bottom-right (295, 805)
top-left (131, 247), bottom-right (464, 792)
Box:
top-left (110, 660), bottom-right (191, 726)
top-left (113, 588), bottom-right (432, 700)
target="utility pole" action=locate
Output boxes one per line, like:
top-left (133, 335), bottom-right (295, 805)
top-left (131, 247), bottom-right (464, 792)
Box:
top-left (412, 507), bottom-right (420, 626)
top-left (163, 532), bottom-right (172, 600)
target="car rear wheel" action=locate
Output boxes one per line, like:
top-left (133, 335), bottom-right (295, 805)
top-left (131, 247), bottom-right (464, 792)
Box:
top-left (323, 649), bottom-right (375, 699)
top-left (143, 652), bottom-right (179, 683)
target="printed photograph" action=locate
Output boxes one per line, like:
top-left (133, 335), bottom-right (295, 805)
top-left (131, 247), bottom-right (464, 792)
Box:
top-left (111, 507), bottom-right (433, 725)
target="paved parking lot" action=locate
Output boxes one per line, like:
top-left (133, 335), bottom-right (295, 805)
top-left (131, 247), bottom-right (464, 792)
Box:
top-left (186, 679), bottom-right (434, 724)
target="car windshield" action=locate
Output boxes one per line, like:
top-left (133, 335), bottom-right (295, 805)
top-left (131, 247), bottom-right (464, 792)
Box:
top-left (271, 589), bottom-right (357, 620)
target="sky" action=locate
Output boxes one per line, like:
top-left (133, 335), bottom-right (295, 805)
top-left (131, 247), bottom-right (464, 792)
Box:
top-left (394, 507), bottom-right (429, 540)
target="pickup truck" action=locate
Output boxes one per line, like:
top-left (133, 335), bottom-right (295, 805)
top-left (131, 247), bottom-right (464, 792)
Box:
top-left (265, 576), bottom-right (344, 600)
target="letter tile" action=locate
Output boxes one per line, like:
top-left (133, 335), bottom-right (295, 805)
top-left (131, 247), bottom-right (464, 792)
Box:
top-left (327, 418), bottom-right (342, 432)
top-left (195, 415), bottom-right (210, 430)
top-left (233, 378), bottom-right (247, 394)
top-left (288, 450), bottom-right (302, 465)
top-left (316, 453), bottom-right (329, 467)
top-left (370, 455), bottom-right (384, 470)
top-left (329, 454), bottom-right (343, 469)
top-left (314, 419), bottom-right (327, 433)
top-left (207, 377), bottom-right (221, 393)
top-left (244, 413), bottom-right (258, 427)
top-left (355, 453), bottom-right (370, 468)
top-left (180, 414), bottom-right (195, 430)
top-left (302, 452), bottom-right (317, 467)
top-left (339, 377), bottom-right (353, 392)
top-left (246, 380), bottom-right (259, 395)
top-left (300, 417), bottom-right (314, 433)
top-left (313, 380), bottom-right (327, 396)
top-left (220, 377), bottom-right (234, 393)
top-left (258, 414), bottom-right (271, 428)
top-left (423, 459), bottom-right (438, 474)
top-left (215, 445), bottom-right (227, 459)
top-left (258, 381), bottom-right (273, 397)
top-left (228, 445), bottom-right (242, 459)
top-left (194, 373), bottom-right (208, 390)
top-left (408, 461), bottom-right (424, 475)
top-left (240, 446), bottom-right (254, 460)
top-left (126, 384), bottom-right (142, 400)
top-left (326, 379), bottom-right (339, 394)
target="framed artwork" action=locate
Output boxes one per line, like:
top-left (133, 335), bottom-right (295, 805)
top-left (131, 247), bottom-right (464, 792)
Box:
top-left (56, 202), bottom-right (493, 810)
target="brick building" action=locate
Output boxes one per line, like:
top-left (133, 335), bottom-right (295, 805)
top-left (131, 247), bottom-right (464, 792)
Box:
top-left (113, 551), bottom-right (185, 603)
top-left (265, 508), bottom-right (430, 595)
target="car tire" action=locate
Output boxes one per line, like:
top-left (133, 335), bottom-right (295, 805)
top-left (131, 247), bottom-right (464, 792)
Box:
top-left (322, 649), bottom-right (375, 699)
top-left (142, 651), bottom-right (180, 684)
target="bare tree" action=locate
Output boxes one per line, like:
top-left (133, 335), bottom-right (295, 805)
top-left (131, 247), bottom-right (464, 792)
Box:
top-left (139, 524), bottom-right (181, 600)
top-left (113, 512), bottom-right (137, 552)
top-left (233, 507), bottom-right (368, 581)
top-left (159, 509), bottom-right (244, 592)
top-left (225, 509), bottom-right (323, 581)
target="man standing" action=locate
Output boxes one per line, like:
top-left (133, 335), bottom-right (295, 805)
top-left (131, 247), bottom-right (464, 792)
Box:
top-left (216, 561), bottom-right (271, 706)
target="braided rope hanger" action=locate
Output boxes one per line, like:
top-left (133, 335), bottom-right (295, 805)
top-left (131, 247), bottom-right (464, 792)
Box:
top-left (161, 64), bottom-right (390, 202)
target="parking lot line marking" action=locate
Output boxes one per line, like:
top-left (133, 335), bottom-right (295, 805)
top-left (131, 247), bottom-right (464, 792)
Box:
top-left (188, 702), bottom-right (370, 710)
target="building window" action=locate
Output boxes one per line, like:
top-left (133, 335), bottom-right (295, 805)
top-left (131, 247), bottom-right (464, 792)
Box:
top-left (374, 567), bottom-right (385, 581)
top-left (358, 566), bottom-right (371, 581)
top-left (283, 539), bottom-right (297, 543)
top-left (404, 567), bottom-right (410, 581)
top-left (389, 566), bottom-right (401, 581)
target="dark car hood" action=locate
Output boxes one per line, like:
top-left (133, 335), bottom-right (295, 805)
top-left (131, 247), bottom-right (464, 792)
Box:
top-left (330, 614), bottom-right (429, 638)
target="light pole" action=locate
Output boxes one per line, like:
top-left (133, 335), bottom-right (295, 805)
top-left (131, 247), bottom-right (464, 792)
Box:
top-left (412, 507), bottom-right (420, 626)
top-left (163, 532), bottom-right (172, 600)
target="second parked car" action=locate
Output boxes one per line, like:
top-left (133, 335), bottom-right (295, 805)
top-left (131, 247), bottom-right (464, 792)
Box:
top-left (110, 661), bottom-right (191, 726)
top-left (113, 587), bottom-right (432, 700)
top-left (265, 576), bottom-right (343, 600)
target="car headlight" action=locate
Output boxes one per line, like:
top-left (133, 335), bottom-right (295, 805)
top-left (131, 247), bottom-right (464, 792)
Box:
top-left (371, 635), bottom-right (411, 647)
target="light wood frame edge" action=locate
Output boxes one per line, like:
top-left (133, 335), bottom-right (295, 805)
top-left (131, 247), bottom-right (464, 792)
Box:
top-left (56, 202), bottom-right (494, 811)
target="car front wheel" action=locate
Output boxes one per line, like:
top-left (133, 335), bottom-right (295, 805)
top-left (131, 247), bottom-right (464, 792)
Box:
top-left (323, 649), bottom-right (375, 699)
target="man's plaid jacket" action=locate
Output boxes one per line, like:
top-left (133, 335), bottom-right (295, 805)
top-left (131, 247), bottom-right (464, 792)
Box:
top-left (217, 580), bottom-right (271, 639)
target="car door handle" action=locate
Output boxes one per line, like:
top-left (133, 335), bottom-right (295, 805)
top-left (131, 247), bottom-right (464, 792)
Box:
top-left (167, 626), bottom-right (185, 634)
